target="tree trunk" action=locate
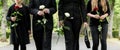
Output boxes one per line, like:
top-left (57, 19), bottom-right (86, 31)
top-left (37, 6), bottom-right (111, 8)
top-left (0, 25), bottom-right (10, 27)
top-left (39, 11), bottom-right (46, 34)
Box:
top-left (118, 13), bottom-right (120, 40)
top-left (108, 10), bottom-right (114, 38)
top-left (0, 0), bottom-right (8, 42)
top-left (107, 0), bottom-right (115, 38)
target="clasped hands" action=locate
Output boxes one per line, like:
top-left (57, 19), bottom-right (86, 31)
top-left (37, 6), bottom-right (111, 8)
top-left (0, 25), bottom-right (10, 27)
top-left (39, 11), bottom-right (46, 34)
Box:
top-left (93, 14), bottom-right (106, 20)
top-left (37, 8), bottom-right (50, 16)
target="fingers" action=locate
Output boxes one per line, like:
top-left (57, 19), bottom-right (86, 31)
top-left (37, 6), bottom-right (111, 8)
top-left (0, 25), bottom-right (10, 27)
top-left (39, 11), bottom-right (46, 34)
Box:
top-left (37, 8), bottom-right (50, 16)
top-left (11, 17), bottom-right (16, 22)
top-left (59, 20), bottom-right (64, 27)
top-left (28, 30), bottom-right (31, 35)
top-left (37, 11), bottom-right (44, 16)
top-left (83, 22), bottom-right (88, 28)
top-left (100, 15), bottom-right (106, 20)
top-left (43, 8), bottom-right (50, 14)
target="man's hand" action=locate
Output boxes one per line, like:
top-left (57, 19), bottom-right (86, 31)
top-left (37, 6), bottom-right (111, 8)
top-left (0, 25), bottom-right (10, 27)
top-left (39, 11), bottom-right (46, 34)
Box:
top-left (43, 8), bottom-right (50, 14)
top-left (28, 30), bottom-right (31, 35)
top-left (37, 11), bottom-right (44, 16)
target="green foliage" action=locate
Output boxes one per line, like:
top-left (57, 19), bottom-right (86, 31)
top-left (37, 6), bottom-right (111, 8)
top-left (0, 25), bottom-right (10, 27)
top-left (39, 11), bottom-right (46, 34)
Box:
top-left (0, 0), bottom-right (3, 6)
top-left (112, 30), bottom-right (119, 38)
top-left (113, 0), bottom-right (120, 30)
top-left (0, 11), bottom-right (2, 25)
top-left (6, 28), bottom-right (10, 38)
top-left (56, 0), bottom-right (59, 5)
top-left (7, 0), bottom-right (14, 6)
top-left (0, 1), bottom-right (2, 6)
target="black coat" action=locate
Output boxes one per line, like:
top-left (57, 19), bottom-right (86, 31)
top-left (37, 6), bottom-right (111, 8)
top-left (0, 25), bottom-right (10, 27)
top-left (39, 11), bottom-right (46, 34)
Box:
top-left (87, 0), bottom-right (110, 26)
top-left (29, 0), bottom-right (57, 31)
top-left (6, 4), bottom-right (30, 44)
top-left (58, 0), bottom-right (87, 22)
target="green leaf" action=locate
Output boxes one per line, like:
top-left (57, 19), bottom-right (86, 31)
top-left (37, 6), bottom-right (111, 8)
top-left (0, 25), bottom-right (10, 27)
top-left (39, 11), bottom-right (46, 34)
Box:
top-left (63, 26), bottom-right (70, 30)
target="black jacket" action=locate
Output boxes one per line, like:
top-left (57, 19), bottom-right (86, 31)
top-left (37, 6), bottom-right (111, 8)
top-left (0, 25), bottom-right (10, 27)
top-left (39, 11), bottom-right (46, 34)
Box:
top-left (29, 0), bottom-right (57, 31)
top-left (29, 0), bottom-right (57, 20)
top-left (6, 4), bottom-right (30, 44)
top-left (87, 0), bottom-right (110, 26)
top-left (58, 0), bottom-right (87, 22)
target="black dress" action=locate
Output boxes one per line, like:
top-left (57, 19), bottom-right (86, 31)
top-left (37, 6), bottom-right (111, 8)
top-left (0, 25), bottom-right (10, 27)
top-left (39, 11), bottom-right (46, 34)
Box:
top-left (87, 0), bottom-right (110, 50)
top-left (87, 0), bottom-right (110, 26)
top-left (6, 4), bottom-right (30, 45)
top-left (58, 0), bottom-right (87, 50)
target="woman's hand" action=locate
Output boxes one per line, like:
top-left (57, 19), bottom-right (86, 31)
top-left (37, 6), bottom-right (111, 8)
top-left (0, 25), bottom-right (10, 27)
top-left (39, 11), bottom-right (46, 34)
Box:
top-left (83, 22), bottom-right (88, 27)
top-left (93, 15), bottom-right (100, 19)
top-left (87, 13), bottom-right (100, 19)
top-left (100, 13), bottom-right (108, 20)
top-left (11, 16), bottom-right (16, 22)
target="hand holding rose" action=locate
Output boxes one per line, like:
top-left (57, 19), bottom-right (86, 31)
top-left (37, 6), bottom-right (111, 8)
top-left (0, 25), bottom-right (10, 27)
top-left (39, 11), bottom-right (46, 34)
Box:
top-left (93, 15), bottom-right (100, 19)
top-left (38, 5), bottom-right (50, 16)
top-left (43, 8), bottom-right (50, 14)
top-left (11, 16), bottom-right (17, 22)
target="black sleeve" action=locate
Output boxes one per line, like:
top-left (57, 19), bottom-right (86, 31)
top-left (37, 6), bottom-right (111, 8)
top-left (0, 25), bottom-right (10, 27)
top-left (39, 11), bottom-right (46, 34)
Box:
top-left (49, 0), bottom-right (57, 15)
top-left (87, 1), bottom-right (91, 13)
top-left (6, 6), bottom-right (12, 21)
top-left (29, 0), bottom-right (39, 16)
top-left (80, 0), bottom-right (87, 22)
top-left (106, 1), bottom-right (110, 16)
top-left (26, 6), bottom-right (31, 30)
top-left (58, 0), bottom-right (64, 21)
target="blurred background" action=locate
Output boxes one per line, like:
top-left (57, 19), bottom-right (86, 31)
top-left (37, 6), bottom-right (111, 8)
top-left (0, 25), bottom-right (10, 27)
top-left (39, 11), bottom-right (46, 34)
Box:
top-left (0, 0), bottom-right (120, 50)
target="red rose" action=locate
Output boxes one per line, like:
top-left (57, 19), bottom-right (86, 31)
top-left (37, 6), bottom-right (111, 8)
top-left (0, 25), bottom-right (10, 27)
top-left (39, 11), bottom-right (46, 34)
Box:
top-left (93, 7), bottom-right (98, 11)
top-left (14, 5), bottom-right (20, 10)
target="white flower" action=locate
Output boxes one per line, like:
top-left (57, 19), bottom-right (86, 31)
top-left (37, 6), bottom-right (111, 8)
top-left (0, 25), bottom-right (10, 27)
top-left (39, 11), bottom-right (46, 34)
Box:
top-left (42, 18), bottom-right (47, 24)
top-left (39, 5), bottom-right (45, 10)
top-left (37, 20), bottom-right (41, 23)
top-left (11, 23), bottom-right (18, 27)
top-left (64, 12), bottom-right (70, 17)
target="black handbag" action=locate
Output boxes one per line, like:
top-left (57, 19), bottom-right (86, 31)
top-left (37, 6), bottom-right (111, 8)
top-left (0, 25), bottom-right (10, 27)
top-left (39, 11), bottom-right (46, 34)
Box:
top-left (84, 27), bottom-right (91, 48)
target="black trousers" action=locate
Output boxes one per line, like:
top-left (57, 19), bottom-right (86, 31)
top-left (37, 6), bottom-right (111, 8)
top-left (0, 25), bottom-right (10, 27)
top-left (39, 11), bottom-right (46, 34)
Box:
top-left (33, 20), bottom-right (53, 50)
top-left (90, 23), bottom-right (108, 50)
top-left (13, 44), bottom-right (26, 50)
top-left (63, 18), bottom-right (82, 50)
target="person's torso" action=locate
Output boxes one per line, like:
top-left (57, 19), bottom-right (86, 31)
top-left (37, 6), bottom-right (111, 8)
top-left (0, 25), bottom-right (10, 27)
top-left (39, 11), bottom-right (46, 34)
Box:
top-left (10, 4), bottom-right (29, 26)
top-left (88, 0), bottom-right (109, 26)
top-left (60, 0), bottom-right (83, 19)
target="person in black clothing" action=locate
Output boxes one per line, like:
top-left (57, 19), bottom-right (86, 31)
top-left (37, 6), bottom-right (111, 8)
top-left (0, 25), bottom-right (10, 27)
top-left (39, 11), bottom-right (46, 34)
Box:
top-left (58, 0), bottom-right (88, 50)
top-left (6, 0), bottom-right (30, 50)
top-left (87, 0), bottom-right (110, 50)
top-left (29, 0), bottom-right (57, 50)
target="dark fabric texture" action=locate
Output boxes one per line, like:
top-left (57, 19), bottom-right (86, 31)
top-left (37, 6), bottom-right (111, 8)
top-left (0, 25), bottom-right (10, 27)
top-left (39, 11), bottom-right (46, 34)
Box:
top-left (6, 4), bottom-right (30, 45)
top-left (87, 0), bottom-right (110, 26)
top-left (63, 19), bottom-right (82, 50)
top-left (90, 23), bottom-right (108, 50)
top-left (58, 0), bottom-right (87, 22)
top-left (29, 0), bottom-right (57, 50)
top-left (13, 44), bottom-right (26, 50)
top-left (58, 0), bottom-right (86, 50)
